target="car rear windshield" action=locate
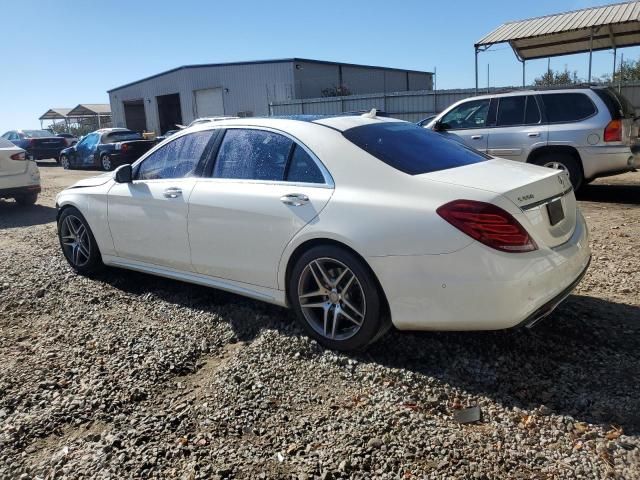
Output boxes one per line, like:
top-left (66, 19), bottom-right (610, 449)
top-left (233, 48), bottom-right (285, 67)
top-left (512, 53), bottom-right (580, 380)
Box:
top-left (342, 122), bottom-right (488, 175)
top-left (105, 131), bottom-right (142, 143)
top-left (594, 88), bottom-right (636, 119)
top-left (23, 130), bottom-right (54, 138)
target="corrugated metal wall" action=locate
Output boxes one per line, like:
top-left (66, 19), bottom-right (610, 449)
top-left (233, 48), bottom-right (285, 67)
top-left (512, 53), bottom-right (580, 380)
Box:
top-left (269, 88), bottom-right (477, 122)
top-left (270, 83), bottom-right (640, 121)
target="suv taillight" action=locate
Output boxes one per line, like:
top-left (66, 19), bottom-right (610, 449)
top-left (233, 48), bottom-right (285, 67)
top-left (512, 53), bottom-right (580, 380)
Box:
top-left (10, 152), bottom-right (26, 161)
top-left (437, 200), bottom-right (537, 253)
top-left (604, 119), bottom-right (622, 142)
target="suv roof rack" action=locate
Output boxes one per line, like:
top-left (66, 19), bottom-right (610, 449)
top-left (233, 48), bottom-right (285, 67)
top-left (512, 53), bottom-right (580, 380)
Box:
top-left (530, 83), bottom-right (607, 91)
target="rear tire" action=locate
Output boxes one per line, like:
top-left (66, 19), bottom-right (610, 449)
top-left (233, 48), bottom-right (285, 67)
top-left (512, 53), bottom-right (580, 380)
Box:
top-left (14, 193), bottom-right (38, 206)
top-left (100, 154), bottom-right (113, 171)
top-left (57, 207), bottom-right (103, 275)
top-left (60, 154), bottom-right (71, 170)
top-left (288, 245), bottom-right (389, 351)
top-left (531, 152), bottom-right (583, 190)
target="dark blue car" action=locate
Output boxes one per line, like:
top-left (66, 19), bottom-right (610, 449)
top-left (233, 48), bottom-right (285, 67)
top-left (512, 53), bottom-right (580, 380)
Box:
top-left (1, 129), bottom-right (67, 160)
top-left (59, 128), bottom-right (155, 171)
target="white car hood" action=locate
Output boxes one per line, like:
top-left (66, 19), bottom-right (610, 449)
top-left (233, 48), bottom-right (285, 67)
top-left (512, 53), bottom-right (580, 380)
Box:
top-left (68, 172), bottom-right (114, 189)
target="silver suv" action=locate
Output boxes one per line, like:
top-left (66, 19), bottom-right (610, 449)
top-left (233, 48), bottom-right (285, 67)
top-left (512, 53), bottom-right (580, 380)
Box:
top-left (427, 86), bottom-right (638, 189)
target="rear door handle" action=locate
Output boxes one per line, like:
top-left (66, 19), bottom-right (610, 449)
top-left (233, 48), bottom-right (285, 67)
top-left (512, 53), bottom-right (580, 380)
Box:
top-left (527, 132), bottom-right (540, 138)
top-left (163, 187), bottom-right (182, 198)
top-left (471, 135), bottom-right (483, 140)
top-left (280, 193), bottom-right (309, 206)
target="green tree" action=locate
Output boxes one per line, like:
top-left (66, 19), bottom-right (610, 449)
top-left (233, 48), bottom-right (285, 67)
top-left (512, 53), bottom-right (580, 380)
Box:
top-left (534, 68), bottom-right (581, 86)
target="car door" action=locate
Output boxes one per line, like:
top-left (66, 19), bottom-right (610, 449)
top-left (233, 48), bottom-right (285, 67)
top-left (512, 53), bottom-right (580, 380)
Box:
top-left (437, 98), bottom-right (491, 152)
top-left (107, 130), bottom-right (215, 271)
top-left (486, 95), bottom-right (548, 163)
top-left (188, 127), bottom-right (333, 289)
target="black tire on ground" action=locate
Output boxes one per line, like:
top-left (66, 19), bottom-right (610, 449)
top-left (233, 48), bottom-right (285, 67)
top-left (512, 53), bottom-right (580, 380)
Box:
top-left (57, 206), bottom-right (103, 275)
top-left (100, 154), bottom-right (113, 171)
top-left (531, 152), bottom-right (583, 191)
top-left (14, 193), bottom-right (38, 206)
top-left (60, 154), bottom-right (72, 170)
top-left (288, 245), bottom-right (390, 351)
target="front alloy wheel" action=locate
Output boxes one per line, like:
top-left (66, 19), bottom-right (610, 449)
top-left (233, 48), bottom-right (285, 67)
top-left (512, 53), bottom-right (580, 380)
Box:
top-left (289, 246), bottom-right (390, 351)
top-left (101, 154), bottom-right (112, 171)
top-left (60, 155), bottom-right (70, 170)
top-left (57, 207), bottom-right (102, 274)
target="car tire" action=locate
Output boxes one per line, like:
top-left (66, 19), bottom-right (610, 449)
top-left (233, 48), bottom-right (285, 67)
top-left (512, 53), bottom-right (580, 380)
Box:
top-left (532, 152), bottom-right (583, 190)
top-left (60, 154), bottom-right (72, 170)
top-left (288, 245), bottom-right (389, 351)
top-left (57, 207), bottom-right (103, 275)
top-left (14, 193), bottom-right (38, 206)
top-left (100, 154), bottom-right (113, 171)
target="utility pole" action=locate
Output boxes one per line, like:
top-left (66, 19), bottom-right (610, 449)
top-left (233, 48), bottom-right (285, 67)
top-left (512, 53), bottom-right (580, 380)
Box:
top-left (487, 63), bottom-right (490, 94)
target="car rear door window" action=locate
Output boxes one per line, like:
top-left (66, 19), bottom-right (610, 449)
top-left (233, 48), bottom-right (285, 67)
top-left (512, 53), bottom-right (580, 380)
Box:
top-left (213, 129), bottom-right (293, 181)
top-left (524, 96), bottom-right (541, 124)
top-left (285, 145), bottom-right (325, 183)
top-left (343, 122), bottom-right (488, 175)
top-left (137, 131), bottom-right (213, 180)
top-left (496, 96), bottom-right (526, 127)
top-left (540, 93), bottom-right (596, 123)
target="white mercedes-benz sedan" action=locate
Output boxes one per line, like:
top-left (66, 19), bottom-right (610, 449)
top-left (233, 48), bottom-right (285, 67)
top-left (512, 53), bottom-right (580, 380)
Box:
top-left (56, 114), bottom-right (591, 351)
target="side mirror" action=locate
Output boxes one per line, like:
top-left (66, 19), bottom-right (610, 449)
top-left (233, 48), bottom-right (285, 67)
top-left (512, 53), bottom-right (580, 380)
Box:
top-left (114, 164), bottom-right (132, 183)
top-left (433, 120), bottom-right (446, 132)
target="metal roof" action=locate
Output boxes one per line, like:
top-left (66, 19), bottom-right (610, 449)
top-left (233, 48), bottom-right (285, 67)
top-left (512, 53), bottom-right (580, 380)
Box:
top-left (67, 104), bottom-right (112, 117)
top-left (39, 108), bottom-right (72, 120)
top-left (476, 1), bottom-right (640, 60)
top-left (108, 58), bottom-right (433, 93)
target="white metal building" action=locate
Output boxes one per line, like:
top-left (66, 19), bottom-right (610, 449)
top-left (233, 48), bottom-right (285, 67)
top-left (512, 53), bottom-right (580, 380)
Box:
top-left (107, 58), bottom-right (433, 134)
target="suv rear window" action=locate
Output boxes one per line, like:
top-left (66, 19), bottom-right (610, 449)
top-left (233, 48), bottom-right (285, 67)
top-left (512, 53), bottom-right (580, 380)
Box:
top-left (594, 88), bottom-right (636, 119)
top-left (540, 93), bottom-right (596, 123)
top-left (343, 122), bottom-right (488, 175)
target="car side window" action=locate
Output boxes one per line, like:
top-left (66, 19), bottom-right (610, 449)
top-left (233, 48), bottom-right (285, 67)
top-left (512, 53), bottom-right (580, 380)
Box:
top-left (286, 145), bottom-right (325, 183)
top-left (440, 99), bottom-right (490, 130)
top-left (496, 96), bottom-right (526, 127)
top-left (540, 93), bottom-right (597, 123)
top-left (213, 129), bottom-right (293, 181)
top-left (137, 131), bottom-right (213, 180)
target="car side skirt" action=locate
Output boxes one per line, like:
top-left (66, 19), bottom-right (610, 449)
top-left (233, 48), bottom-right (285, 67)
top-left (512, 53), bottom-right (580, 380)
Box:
top-left (102, 255), bottom-right (288, 307)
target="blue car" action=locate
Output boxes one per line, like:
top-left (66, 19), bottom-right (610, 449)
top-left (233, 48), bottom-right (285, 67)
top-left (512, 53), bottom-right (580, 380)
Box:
top-left (1, 129), bottom-right (67, 161)
top-left (59, 128), bottom-right (155, 171)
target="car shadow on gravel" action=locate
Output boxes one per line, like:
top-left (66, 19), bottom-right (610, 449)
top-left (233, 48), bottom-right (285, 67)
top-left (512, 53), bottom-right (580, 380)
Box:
top-left (577, 182), bottom-right (640, 205)
top-left (88, 267), bottom-right (640, 435)
top-left (367, 294), bottom-right (640, 435)
top-left (0, 201), bottom-right (57, 229)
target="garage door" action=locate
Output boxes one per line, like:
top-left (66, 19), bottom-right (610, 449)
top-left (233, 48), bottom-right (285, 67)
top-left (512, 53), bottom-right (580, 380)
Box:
top-left (195, 88), bottom-right (224, 118)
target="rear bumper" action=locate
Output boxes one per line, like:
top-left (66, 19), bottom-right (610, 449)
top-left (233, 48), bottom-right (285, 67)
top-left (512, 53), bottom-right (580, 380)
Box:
top-left (0, 184), bottom-right (41, 199)
top-left (369, 211), bottom-right (591, 331)
top-left (578, 144), bottom-right (637, 180)
top-left (27, 148), bottom-right (65, 160)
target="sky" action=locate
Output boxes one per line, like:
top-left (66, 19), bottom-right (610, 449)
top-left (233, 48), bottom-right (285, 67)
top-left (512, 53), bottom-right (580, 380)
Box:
top-left (2, 0), bottom-right (639, 133)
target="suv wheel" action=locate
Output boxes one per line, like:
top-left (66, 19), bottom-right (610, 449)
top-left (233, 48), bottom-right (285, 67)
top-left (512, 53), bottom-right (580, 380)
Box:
top-left (289, 245), bottom-right (390, 351)
top-left (57, 207), bottom-right (102, 274)
top-left (14, 193), bottom-right (38, 206)
top-left (532, 153), bottom-right (583, 190)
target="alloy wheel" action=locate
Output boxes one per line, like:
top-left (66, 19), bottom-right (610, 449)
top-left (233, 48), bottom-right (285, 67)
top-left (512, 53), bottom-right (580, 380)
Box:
top-left (60, 215), bottom-right (91, 267)
top-left (101, 155), bottom-right (112, 171)
top-left (297, 257), bottom-right (366, 341)
top-left (543, 161), bottom-right (567, 172)
top-left (60, 155), bottom-right (69, 169)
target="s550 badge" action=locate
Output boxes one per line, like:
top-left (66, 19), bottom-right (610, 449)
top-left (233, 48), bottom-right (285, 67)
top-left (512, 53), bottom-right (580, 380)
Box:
top-left (518, 194), bottom-right (535, 203)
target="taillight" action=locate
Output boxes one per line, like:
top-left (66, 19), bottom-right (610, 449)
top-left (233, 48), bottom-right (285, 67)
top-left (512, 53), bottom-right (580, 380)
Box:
top-left (10, 152), bottom-right (26, 161)
top-left (437, 200), bottom-right (537, 253)
top-left (121, 143), bottom-right (129, 152)
top-left (604, 119), bottom-right (622, 142)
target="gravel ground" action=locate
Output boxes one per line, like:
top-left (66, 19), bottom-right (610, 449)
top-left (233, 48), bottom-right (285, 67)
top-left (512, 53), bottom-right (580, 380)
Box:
top-left (1, 162), bottom-right (639, 479)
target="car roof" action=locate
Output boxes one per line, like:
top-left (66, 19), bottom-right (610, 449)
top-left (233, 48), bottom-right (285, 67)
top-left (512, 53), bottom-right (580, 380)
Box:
top-left (186, 113), bottom-right (405, 134)
top-left (469, 86), bottom-right (605, 102)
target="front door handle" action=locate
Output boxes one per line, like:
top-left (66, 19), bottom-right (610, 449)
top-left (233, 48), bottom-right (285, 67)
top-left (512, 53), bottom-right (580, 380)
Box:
top-left (471, 135), bottom-right (483, 140)
top-left (527, 132), bottom-right (540, 138)
top-left (163, 187), bottom-right (182, 199)
top-left (280, 193), bottom-right (309, 206)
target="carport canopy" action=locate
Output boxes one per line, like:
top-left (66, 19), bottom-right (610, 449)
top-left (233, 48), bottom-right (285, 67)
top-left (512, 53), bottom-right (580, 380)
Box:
top-left (67, 104), bottom-right (111, 118)
top-left (475, 1), bottom-right (640, 90)
top-left (38, 108), bottom-right (72, 121)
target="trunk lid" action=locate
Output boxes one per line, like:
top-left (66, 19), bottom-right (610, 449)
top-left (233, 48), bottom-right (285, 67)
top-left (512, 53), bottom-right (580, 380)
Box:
top-left (0, 138), bottom-right (27, 177)
top-left (119, 140), bottom-right (155, 157)
top-left (422, 158), bottom-right (577, 248)
top-left (30, 137), bottom-right (67, 149)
